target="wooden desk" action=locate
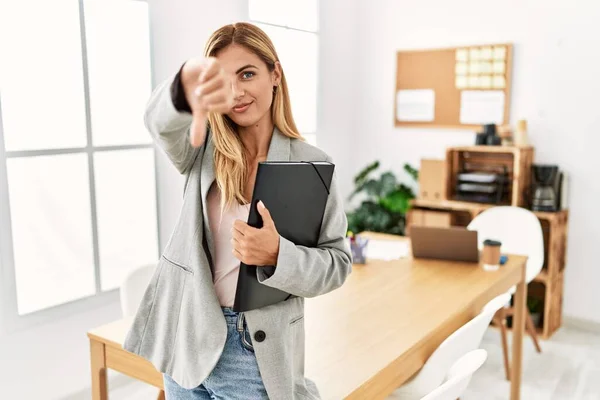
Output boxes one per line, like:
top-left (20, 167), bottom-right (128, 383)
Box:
top-left (88, 233), bottom-right (527, 400)
top-left (88, 316), bottom-right (164, 400)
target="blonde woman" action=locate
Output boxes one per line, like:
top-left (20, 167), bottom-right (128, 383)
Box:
top-left (123, 22), bottom-right (352, 400)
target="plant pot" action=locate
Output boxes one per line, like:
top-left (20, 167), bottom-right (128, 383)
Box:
top-left (530, 312), bottom-right (542, 328)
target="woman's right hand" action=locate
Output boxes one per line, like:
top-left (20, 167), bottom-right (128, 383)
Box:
top-left (181, 57), bottom-right (235, 148)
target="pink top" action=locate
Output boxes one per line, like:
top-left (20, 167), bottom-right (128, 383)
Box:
top-left (206, 181), bottom-right (250, 308)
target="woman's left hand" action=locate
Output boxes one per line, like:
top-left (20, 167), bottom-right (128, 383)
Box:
top-left (232, 200), bottom-right (280, 266)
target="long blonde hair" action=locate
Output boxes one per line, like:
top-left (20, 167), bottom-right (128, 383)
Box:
top-left (204, 22), bottom-right (303, 212)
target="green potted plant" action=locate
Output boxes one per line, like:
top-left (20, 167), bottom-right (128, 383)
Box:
top-left (528, 297), bottom-right (543, 328)
top-left (508, 296), bottom-right (543, 329)
top-left (346, 161), bottom-right (418, 236)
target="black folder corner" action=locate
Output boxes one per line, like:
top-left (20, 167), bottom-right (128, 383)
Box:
top-left (233, 161), bottom-right (334, 312)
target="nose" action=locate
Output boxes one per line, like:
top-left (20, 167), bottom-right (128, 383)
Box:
top-left (232, 80), bottom-right (245, 99)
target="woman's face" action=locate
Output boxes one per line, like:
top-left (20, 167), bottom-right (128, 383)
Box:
top-left (216, 43), bottom-right (281, 128)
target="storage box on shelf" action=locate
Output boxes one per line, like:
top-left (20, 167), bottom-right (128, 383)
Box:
top-left (405, 209), bottom-right (452, 235)
top-left (407, 198), bottom-right (568, 339)
top-left (419, 159), bottom-right (446, 201)
top-left (445, 146), bottom-right (534, 207)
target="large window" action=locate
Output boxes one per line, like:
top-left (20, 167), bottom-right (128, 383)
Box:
top-left (249, 0), bottom-right (318, 146)
top-left (0, 0), bottom-right (158, 323)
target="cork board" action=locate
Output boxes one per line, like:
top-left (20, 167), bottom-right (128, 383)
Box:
top-left (394, 43), bottom-right (513, 130)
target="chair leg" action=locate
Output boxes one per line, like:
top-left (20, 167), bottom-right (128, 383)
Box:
top-left (526, 310), bottom-right (542, 353)
top-left (496, 308), bottom-right (511, 381)
top-left (157, 389), bottom-right (166, 400)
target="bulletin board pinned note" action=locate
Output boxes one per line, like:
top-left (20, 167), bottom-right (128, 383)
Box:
top-left (396, 89), bottom-right (435, 122)
top-left (460, 90), bottom-right (505, 125)
top-left (395, 43), bottom-right (513, 129)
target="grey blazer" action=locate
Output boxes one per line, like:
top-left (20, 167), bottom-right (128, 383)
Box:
top-left (123, 71), bottom-right (353, 400)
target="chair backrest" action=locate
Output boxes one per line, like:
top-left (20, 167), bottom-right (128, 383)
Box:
top-left (120, 263), bottom-right (157, 317)
top-left (398, 293), bottom-right (510, 397)
top-left (467, 206), bottom-right (544, 284)
top-left (420, 349), bottom-right (488, 400)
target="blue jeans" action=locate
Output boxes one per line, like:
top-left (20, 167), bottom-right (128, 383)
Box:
top-left (163, 307), bottom-right (269, 399)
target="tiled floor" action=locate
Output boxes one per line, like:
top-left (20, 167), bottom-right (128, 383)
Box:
top-left (464, 326), bottom-right (600, 400)
top-left (78, 326), bottom-right (600, 400)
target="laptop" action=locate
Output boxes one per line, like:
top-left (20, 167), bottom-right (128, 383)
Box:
top-left (410, 226), bottom-right (479, 263)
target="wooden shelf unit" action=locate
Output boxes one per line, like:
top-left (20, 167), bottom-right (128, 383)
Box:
top-left (408, 198), bottom-right (568, 339)
top-left (446, 146), bottom-right (534, 207)
top-left (490, 319), bottom-right (544, 336)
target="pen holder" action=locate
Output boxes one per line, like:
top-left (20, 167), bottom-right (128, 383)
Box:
top-left (348, 236), bottom-right (369, 264)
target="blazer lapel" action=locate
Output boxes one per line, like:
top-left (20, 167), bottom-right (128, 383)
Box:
top-left (200, 126), bottom-right (292, 264)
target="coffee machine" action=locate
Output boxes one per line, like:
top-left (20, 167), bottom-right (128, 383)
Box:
top-left (530, 165), bottom-right (562, 212)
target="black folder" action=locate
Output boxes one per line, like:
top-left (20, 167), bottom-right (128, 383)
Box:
top-left (233, 161), bottom-right (335, 312)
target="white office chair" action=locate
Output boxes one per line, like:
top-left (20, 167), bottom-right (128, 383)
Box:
top-left (467, 206), bottom-right (544, 379)
top-left (388, 293), bottom-right (510, 400)
top-left (420, 349), bottom-right (488, 400)
top-left (120, 263), bottom-right (157, 317)
top-left (467, 206), bottom-right (544, 288)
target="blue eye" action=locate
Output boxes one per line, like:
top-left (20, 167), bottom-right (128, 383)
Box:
top-left (242, 71), bottom-right (255, 79)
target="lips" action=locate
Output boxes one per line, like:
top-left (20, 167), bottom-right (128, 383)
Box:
top-left (233, 102), bottom-right (252, 113)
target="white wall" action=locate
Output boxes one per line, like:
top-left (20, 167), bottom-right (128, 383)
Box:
top-left (316, 0), bottom-right (359, 199)
top-left (0, 2), bottom-right (247, 399)
top-left (0, 295), bottom-right (124, 400)
top-left (352, 0), bottom-right (600, 323)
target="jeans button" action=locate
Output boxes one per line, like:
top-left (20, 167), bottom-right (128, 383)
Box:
top-left (254, 330), bottom-right (266, 342)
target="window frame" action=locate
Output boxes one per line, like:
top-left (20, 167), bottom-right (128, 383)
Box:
top-left (248, 2), bottom-right (319, 144)
top-left (0, 0), bottom-right (160, 335)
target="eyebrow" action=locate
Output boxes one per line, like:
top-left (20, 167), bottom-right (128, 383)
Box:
top-left (235, 64), bottom-right (258, 74)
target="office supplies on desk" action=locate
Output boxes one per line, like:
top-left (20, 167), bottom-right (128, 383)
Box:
top-left (410, 226), bottom-right (479, 263)
top-left (365, 239), bottom-right (409, 261)
top-left (233, 161), bottom-right (334, 312)
top-left (348, 234), bottom-right (369, 264)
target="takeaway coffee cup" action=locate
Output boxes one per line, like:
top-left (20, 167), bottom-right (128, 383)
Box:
top-left (482, 239), bottom-right (502, 271)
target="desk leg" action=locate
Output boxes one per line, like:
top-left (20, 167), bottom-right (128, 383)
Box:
top-left (511, 268), bottom-right (527, 400)
top-left (90, 339), bottom-right (108, 400)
